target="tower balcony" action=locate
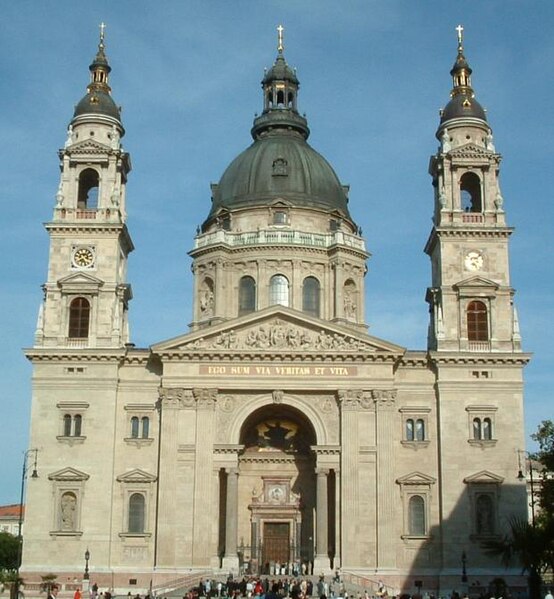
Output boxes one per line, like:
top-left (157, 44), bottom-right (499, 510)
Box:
top-left (193, 228), bottom-right (367, 253)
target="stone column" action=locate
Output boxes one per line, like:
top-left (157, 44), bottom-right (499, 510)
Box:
top-left (192, 388), bottom-right (217, 566)
top-left (334, 468), bottom-right (341, 568)
top-left (222, 468), bottom-right (239, 572)
top-left (373, 389), bottom-right (397, 571)
top-left (314, 467), bottom-right (329, 571)
top-left (338, 389), bottom-right (361, 567)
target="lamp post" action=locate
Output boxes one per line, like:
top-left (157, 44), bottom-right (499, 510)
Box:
top-left (14, 449), bottom-right (38, 599)
top-left (517, 450), bottom-right (541, 599)
top-left (517, 450), bottom-right (537, 527)
top-left (84, 549), bottom-right (90, 580)
top-left (461, 551), bottom-right (468, 584)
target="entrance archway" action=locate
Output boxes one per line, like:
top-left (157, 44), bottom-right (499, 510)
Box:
top-left (229, 404), bottom-right (317, 575)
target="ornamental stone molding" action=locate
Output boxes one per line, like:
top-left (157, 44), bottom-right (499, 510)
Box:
top-left (193, 387), bottom-right (218, 409)
top-left (188, 319), bottom-right (376, 352)
top-left (371, 388), bottom-right (397, 408)
top-left (158, 387), bottom-right (195, 409)
top-left (272, 390), bottom-right (284, 404)
top-left (337, 389), bottom-right (364, 410)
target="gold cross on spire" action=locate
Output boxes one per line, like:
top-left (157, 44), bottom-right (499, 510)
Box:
top-left (99, 22), bottom-right (106, 44)
top-left (277, 24), bottom-right (284, 53)
top-left (455, 24), bottom-right (464, 49)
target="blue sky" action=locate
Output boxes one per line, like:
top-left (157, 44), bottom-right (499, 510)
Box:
top-left (0, 1), bottom-right (552, 505)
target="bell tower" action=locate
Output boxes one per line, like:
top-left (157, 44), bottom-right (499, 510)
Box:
top-left (35, 25), bottom-right (133, 349)
top-left (425, 25), bottom-right (520, 353)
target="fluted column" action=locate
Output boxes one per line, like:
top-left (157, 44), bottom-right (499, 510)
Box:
top-left (373, 389), bottom-right (397, 570)
top-left (334, 468), bottom-right (341, 568)
top-left (192, 388), bottom-right (217, 565)
top-left (338, 389), bottom-right (361, 568)
top-left (224, 468), bottom-right (239, 557)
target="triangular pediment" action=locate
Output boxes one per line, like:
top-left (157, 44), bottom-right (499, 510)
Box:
top-left (58, 272), bottom-right (104, 286)
top-left (397, 471), bottom-right (437, 486)
top-left (116, 469), bottom-right (157, 483)
top-left (152, 305), bottom-right (405, 356)
top-left (449, 142), bottom-right (494, 159)
top-left (68, 139), bottom-right (111, 155)
top-left (464, 470), bottom-right (504, 485)
top-left (453, 275), bottom-right (499, 290)
top-left (48, 467), bottom-right (89, 482)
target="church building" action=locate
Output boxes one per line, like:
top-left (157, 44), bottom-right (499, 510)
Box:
top-left (22, 26), bottom-right (530, 596)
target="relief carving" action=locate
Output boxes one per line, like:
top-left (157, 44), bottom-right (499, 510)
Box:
top-left (189, 319), bottom-right (375, 352)
top-left (158, 387), bottom-right (195, 409)
top-left (272, 390), bottom-right (284, 404)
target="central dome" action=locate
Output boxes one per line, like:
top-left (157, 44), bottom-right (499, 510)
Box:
top-left (205, 45), bottom-right (351, 225)
top-left (209, 128), bottom-right (350, 219)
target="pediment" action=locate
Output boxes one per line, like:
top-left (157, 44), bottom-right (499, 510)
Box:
top-left (453, 275), bottom-right (499, 290)
top-left (48, 467), bottom-right (90, 482)
top-left (397, 471), bottom-right (437, 486)
top-left (152, 305), bottom-right (405, 356)
top-left (58, 272), bottom-right (104, 286)
top-left (68, 139), bottom-right (111, 155)
top-left (58, 272), bottom-right (104, 293)
top-left (449, 143), bottom-right (493, 160)
top-left (463, 470), bottom-right (504, 485)
top-left (116, 469), bottom-right (157, 483)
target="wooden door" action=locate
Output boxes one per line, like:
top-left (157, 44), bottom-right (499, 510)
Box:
top-left (263, 522), bottom-right (290, 565)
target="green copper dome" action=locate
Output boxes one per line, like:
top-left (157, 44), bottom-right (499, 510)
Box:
top-left (207, 44), bottom-right (351, 223)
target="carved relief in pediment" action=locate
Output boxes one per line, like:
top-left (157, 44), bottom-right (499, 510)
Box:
top-left (187, 319), bottom-right (376, 352)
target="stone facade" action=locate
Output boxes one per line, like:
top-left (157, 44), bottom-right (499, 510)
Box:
top-left (21, 30), bottom-right (529, 598)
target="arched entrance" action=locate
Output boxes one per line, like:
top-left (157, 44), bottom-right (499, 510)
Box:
top-left (225, 404), bottom-right (318, 575)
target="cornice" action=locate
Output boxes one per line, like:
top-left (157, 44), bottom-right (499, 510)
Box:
top-left (429, 351), bottom-right (531, 366)
top-left (24, 348), bottom-right (126, 363)
top-left (156, 350), bottom-right (400, 363)
top-left (189, 243), bottom-right (368, 261)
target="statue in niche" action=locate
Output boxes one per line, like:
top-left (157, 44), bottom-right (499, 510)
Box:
top-left (441, 128), bottom-right (451, 153)
top-left (60, 493), bottom-right (76, 530)
top-left (199, 288), bottom-right (214, 317)
top-left (343, 291), bottom-right (357, 320)
top-left (486, 132), bottom-right (495, 152)
top-left (64, 125), bottom-right (73, 149)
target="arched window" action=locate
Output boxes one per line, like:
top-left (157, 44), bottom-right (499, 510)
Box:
top-left (239, 276), bottom-right (256, 316)
top-left (467, 300), bottom-right (488, 341)
top-left (473, 417), bottom-right (482, 440)
top-left (415, 419), bottom-right (425, 442)
top-left (63, 414), bottom-right (72, 437)
top-left (128, 493), bottom-right (145, 534)
top-left (269, 275), bottom-right (289, 307)
top-left (406, 419), bottom-right (415, 441)
top-left (483, 417), bottom-right (492, 440)
top-left (408, 495), bottom-right (426, 536)
top-left (77, 168), bottom-right (99, 209)
top-left (131, 416), bottom-right (139, 439)
top-left (74, 414), bottom-right (82, 437)
top-left (276, 90), bottom-right (285, 107)
top-left (302, 277), bottom-right (320, 317)
top-left (68, 297), bottom-right (90, 339)
top-left (141, 417), bottom-right (150, 439)
top-left (460, 172), bottom-right (482, 212)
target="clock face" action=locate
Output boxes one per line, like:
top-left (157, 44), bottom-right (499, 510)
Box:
top-left (72, 246), bottom-right (95, 268)
top-left (464, 250), bottom-right (484, 271)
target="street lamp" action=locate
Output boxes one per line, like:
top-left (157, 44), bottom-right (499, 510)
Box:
top-left (84, 549), bottom-right (90, 580)
top-left (517, 450), bottom-right (537, 527)
top-left (15, 449), bottom-right (39, 599)
top-left (461, 551), bottom-right (468, 583)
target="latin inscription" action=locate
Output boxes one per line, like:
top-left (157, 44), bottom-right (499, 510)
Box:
top-left (199, 365), bottom-right (356, 376)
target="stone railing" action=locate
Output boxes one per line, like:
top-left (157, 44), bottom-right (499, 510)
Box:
top-left (194, 229), bottom-right (366, 252)
top-left (468, 341), bottom-right (491, 352)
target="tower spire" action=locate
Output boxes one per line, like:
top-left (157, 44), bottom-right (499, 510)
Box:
top-left (87, 21), bottom-right (112, 95)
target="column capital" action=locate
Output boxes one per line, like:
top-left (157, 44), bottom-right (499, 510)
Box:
top-left (371, 388), bottom-right (397, 408)
top-left (225, 467), bottom-right (239, 476)
top-left (193, 387), bottom-right (218, 409)
top-left (337, 389), bottom-right (363, 410)
top-left (158, 387), bottom-right (195, 409)
top-left (316, 467), bottom-right (330, 476)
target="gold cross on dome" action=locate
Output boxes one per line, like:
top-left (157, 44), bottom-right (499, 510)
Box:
top-left (277, 24), bottom-right (284, 53)
top-left (456, 24), bottom-right (464, 47)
